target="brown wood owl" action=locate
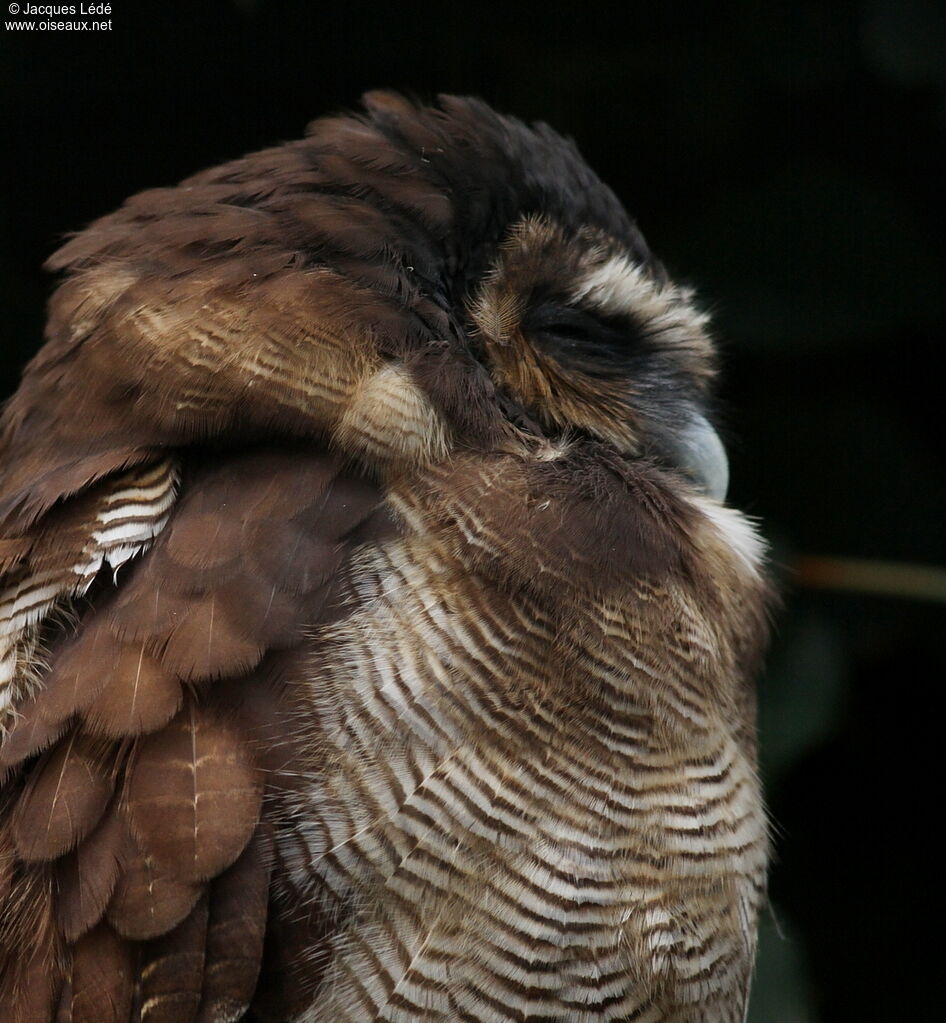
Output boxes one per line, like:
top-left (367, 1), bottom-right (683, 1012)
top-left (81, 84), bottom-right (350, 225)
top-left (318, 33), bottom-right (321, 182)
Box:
top-left (0, 93), bottom-right (771, 1022)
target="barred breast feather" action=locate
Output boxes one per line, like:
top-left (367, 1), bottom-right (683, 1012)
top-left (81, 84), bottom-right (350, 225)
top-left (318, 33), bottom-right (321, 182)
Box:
top-left (281, 450), bottom-right (768, 1023)
top-left (0, 92), bottom-right (770, 1022)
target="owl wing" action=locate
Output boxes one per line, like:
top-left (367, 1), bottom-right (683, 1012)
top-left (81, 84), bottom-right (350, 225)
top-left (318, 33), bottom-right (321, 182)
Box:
top-left (0, 446), bottom-right (391, 1023)
top-left (0, 146), bottom-right (425, 1022)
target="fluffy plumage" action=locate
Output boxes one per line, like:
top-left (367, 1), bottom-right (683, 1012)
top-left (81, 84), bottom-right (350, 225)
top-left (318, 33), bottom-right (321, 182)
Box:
top-left (0, 92), bottom-right (771, 1022)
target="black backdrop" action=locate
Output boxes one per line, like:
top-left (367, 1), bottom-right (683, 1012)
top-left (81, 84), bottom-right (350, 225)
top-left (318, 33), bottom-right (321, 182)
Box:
top-left (3, 2), bottom-right (944, 1019)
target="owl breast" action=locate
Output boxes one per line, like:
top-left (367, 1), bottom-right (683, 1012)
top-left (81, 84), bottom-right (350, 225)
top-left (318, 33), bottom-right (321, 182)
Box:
top-left (284, 457), bottom-right (767, 1023)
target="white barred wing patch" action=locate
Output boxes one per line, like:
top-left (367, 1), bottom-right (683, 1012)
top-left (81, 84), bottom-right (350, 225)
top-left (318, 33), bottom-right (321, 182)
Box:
top-left (0, 459), bottom-right (178, 729)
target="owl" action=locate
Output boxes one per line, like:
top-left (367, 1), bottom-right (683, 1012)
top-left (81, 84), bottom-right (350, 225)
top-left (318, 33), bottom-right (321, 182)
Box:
top-left (0, 93), bottom-right (770, 1022)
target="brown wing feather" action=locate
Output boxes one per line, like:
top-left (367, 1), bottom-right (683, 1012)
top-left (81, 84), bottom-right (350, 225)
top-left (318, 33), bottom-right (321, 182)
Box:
top-left (70, 924), bottom-right (134, 1023)
top-left (195, 829), bottom-right (272, 1023)
top-left (82, 646), bottom-right (183, 741)
top-left (11, 733), bottom-right (112, 862)
top-left (105, 821), bottom-right (202, 942)
top-left (124, 703), bottom-right (263, 884)
top-left (136, 893), bottom-right (209, 1023)
top-left (55, 810), bottom-right (126, 944)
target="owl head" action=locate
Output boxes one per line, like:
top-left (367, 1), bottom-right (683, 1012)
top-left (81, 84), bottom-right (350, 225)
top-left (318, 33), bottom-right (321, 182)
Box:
top-left (347, 93), bottom-right (729, 497)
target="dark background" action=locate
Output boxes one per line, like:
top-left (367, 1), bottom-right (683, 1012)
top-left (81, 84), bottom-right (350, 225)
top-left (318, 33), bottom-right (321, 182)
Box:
top-left (2, 2), bottom-right (944, 1019)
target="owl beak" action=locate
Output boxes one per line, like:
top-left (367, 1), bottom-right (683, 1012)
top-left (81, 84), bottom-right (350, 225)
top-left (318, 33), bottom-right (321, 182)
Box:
top-left (666, 413), bottom-right (729, 502)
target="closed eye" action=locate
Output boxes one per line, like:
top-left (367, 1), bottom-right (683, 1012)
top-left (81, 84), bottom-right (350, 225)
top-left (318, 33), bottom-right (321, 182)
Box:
top-left (523, 301), bottom-right (642, 377)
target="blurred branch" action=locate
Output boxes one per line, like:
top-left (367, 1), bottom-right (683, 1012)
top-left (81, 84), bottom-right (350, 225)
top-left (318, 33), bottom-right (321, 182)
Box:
top-left (792, 556), bottom-right (946, 603)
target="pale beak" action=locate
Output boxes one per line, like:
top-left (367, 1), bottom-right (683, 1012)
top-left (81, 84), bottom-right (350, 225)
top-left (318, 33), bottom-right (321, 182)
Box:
top-left (666, 412), bottom-right (729, 502)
